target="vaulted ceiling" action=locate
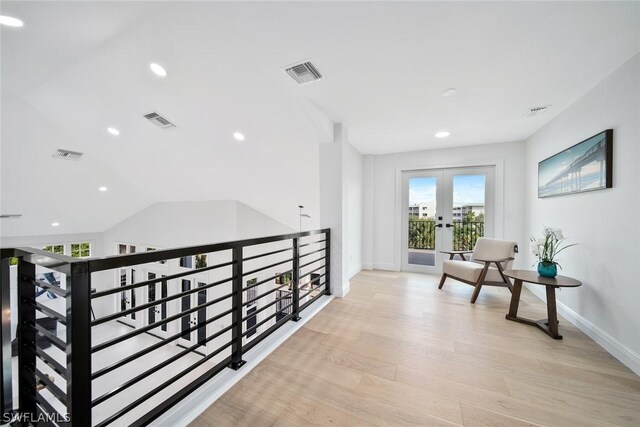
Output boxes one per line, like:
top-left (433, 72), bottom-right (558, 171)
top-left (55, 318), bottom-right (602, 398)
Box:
top-left (2, 1), bottom-right (640, 237)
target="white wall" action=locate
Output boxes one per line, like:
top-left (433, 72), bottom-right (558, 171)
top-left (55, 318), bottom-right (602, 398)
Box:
top-left (525, 52), bottom-right (640, 374)
top-left (363, 141), bottom-right (526, 270)
top-left (345, 143), bottom-right (364, 278)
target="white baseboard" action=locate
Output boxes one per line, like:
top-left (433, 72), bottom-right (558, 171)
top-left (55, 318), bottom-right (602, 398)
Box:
top-left (362, 262), bottom-right (373, 270)
top-left (526, 285), bottom-right (640, 376)
top-left (373, 262), bottom-right (397, 271)
top-left (151, 295), bottom-right (335, 427)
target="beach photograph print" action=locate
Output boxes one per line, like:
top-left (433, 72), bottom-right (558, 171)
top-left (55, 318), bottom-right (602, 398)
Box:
top-left (538, 130), bottom-right (612, 198)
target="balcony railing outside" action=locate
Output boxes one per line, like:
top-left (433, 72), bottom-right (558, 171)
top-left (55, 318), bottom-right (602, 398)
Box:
top-left (1, 229), bottom-right (330, 426)
top-left (408, 219), bottom-right (484, 251)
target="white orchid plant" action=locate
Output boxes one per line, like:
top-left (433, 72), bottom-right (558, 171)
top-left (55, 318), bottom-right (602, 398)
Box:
top-left (530, 227), bottom-right (576, 268)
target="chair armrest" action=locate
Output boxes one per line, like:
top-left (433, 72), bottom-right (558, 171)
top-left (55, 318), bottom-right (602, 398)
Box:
top-left (440, 250), bottom-right (473, 255)
top-left (473, 257), bottom-right (514, 263)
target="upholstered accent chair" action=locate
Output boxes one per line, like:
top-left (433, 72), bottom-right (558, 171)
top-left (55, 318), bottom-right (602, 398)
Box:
top-left (438, 238), bottom-right (518, 303)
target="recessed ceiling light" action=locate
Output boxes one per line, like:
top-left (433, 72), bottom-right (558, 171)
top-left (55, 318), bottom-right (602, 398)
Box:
top-left (233, 132), bottom-right (245, 141)
top-left (107, 127), bottom-right (120, 136)
top-left (149, 63), bottom-right (167, 77)
top-left (441, 88), bottom-right (457, 97)
top-left (0, 15), bottom-right (24, 28)
top-left (98, 186), bottom-right (108, 192)
top-left (435, 131), bottom-right (451, 138)
top-left (51, 222), bottom-right (60, 227)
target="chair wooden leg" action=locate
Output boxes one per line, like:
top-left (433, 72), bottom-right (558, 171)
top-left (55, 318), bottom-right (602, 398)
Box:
top-left (438, 274), bottom-right (447, 289)
top-left (470, 262), bottom-right (490, 304)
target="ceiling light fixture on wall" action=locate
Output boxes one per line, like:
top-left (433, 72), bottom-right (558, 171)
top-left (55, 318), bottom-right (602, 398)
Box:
top-left (107, 127), bottom-right (120, 136)
top-left (233, 132), bottom-right (245, 141)
top-left (435, 131), bottom-right (451, 138)
top-left (0, 15), bottom-right (24, 27)
top-left (98, 186), bottom-right (108, 192)
top-left (441, 88), bottom-right (457, 97)
top-left (149, 63), bottom-right (167, 77)
top-left (51, 222), bottom-right (60, 227)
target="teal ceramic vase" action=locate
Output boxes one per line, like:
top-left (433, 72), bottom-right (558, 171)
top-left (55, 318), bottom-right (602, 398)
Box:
top-left (537, 262), bottom-right (558, 278)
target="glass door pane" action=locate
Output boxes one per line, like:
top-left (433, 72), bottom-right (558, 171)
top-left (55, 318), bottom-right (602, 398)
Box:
top-left (407, 176), bottom-right (438, 267)
top-left (451, 174), bottom-right (486, 251)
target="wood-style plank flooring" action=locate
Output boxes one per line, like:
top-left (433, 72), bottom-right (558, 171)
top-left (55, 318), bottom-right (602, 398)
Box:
top-left (191, 270), bottom-right (640, 426)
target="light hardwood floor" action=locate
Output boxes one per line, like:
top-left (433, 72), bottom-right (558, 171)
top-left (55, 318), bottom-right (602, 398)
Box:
top-left (191, 270), bottom-right (640, 426)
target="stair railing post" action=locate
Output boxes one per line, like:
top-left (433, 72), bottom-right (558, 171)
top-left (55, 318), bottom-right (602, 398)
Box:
top-left (17, 259), bottom-right (36, 420)
top-left (1, 256), bottom-right (12, 417)
top-left (291, 237), bottom-right (301, 321)
top-left (67, 260), bottom-right (92, 426)
top-left (325, 230), bottom-right (331, 296)
top-left (228, 245), bottom-right (246, 370)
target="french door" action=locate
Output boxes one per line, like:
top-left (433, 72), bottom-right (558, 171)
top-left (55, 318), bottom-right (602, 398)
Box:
top-left (119, 268), bottom-right (137, 327)
top-left (401, 166), bottom-right (495, 273)
top-left (178, 278), bottom-right (208, 352)
top-left (146, 272), bottom-right (169, 337)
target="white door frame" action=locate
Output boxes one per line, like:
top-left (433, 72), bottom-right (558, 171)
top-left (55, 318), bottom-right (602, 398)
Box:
top-left (394, 159), bottom-right (504, 272)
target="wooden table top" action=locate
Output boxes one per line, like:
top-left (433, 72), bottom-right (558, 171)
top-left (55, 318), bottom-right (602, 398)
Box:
top-left (504, 269), bottom-right (582, 287)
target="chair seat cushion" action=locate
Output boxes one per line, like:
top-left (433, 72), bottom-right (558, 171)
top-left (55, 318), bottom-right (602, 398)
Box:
top-left (443, 260), bottom-right (504, 283)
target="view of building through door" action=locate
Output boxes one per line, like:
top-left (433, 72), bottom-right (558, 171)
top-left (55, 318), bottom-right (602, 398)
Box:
top-left (402, 166), bottom-right (494, 273)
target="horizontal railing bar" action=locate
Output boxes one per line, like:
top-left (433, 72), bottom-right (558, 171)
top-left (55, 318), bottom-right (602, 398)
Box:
top-left (92, 276), bottom-right (233, 326)
top-left (241, 295), bottom-right (288, 322)
top-left (128, 356), bottom-right (232, 427)
top-left (33, 279), bottom-right (68, 298)
top-left (92, 261), bottom-right (234, 299)
top-left (92, 307), bottom-right (234, 379)
top-left (298, 264), bottom-right (326, 280)
top-left (92, 292), bottom-right (233, 353)
top-left (243, 258), bottom-right (293, 278)
top-left (87, 229), bottom-right (329, 273)
top-left (299, 255), bottom-right (326, 270)
top-left (298, 238), bottom-right (326, 249)
top-left (300, 273), bottom-right (327, 291)
top-left (298, 247), bottom-right (326, 259)
top-left (242, 246), bottom-right (292, 262)
top-left (36, 394), bottom-right (68, 427)
top-left (95, 340), bottom-right (234, 426)
top-left (32, 323), bottom-right (66, 351)
top-left (8, 249), bottom-right (73, 274)
top-left (92, 323), bottom-right (235, 407)
top-left (300, 282), bottom-right (326, 301)
top-left (29, 301), bottom-right (67, 325)
top-left (243, 304), bottom-right (291, 337)
top-left (243, 283), bottom-right (290, 307)
top-left (242, 313), bottom-right (292, 353)
top-left (300, 288), bottom-right (326, 311)
top-left (243, 271), bottom-right (293, 292)
top-left (34, 368), bottom-right (67, 405)
top-left (28, 346), bottom-right (67, 378)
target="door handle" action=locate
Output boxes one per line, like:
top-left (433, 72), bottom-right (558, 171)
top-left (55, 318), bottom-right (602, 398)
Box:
top-left (445, 223), bottom-right (453, 228)
top-left (435, 223), bottom-right (443, 228)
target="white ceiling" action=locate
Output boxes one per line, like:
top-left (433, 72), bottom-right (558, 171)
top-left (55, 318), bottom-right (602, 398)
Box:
top-left (2, 1), bottom-right (640, 237)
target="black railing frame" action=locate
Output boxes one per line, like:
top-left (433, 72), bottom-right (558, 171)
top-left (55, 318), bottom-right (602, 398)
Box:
top-left (1, 228), bottom-right (331, 426)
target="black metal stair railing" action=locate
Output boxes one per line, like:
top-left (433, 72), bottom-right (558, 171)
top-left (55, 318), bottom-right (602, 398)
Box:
top-left (0, 228), bottom-right (330, 426)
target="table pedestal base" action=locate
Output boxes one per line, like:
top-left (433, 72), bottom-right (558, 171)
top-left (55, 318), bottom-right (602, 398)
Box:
top-left (505, 279), bottom-right (563, 340)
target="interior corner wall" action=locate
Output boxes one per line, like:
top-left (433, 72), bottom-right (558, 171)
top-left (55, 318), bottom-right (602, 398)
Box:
top-left (364, 141), bottom-right (526, 271)
top-left (524, 52), bottom-right (640, 374)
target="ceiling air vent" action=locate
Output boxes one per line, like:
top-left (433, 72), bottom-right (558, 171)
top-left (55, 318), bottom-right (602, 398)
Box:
top-left (144, 111), bottom-right (176, 129)
top-left (523, 105), bottom-right (551, 118)
top-left (283, 60), bottom-right (324, 85)
top-left (0, 214), bottom-right (22, 219)
top-left (53, 149), bottom-right (83, 160)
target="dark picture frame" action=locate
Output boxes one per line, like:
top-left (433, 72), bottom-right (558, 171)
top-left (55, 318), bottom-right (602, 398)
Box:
top-left (538, 129), bottom-right (613, 198)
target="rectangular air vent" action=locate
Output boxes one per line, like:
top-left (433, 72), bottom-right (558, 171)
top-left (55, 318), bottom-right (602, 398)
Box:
top-left (53, 149), bottom-right (83, 160)
top-left (283, 60), bottom-right (323, 85)
top-left (523, 105), bottom-right (551, 118)
top-left (144, 111), bottom-right (176, 129)
top-left (0, 214), bottom-right (22, 219)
